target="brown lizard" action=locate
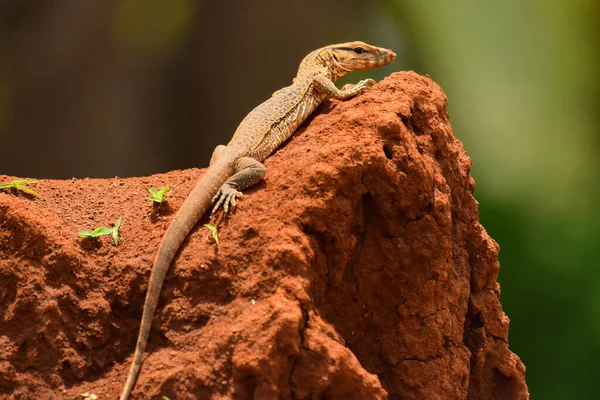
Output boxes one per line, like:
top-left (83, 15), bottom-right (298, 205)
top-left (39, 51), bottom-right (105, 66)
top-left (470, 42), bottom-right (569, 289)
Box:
top-left (119, 41), bottom-right (395, 399)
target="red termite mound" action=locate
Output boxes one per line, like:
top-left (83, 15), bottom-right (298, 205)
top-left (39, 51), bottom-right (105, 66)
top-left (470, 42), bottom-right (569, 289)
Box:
top-left (0, 72), bottom-right (528, 399)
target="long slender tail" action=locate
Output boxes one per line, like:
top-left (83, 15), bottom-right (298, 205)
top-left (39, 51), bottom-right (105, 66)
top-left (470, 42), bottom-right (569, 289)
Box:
top-left (119, 164), bottom-right (230, 400)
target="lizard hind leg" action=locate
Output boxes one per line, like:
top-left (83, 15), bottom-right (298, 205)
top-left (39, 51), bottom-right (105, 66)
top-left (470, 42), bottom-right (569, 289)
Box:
top-left (209, 144), bottom-right (227, 166)
top-left (211, 156), bottom-right (266, 215)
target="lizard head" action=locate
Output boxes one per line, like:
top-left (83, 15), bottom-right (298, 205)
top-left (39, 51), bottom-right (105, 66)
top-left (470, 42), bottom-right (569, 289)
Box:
top-left (328, 41), bottom-right (396, 78)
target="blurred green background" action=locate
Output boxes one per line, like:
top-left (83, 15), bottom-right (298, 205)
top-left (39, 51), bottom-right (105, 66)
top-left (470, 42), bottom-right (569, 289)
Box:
top-left (1, 1), bottom-right (598, 398)
top-left (392, 2), bottom-right (600, 399)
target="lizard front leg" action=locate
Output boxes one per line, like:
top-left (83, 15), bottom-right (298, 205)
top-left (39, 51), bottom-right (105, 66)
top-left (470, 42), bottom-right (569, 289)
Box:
top-left (211, 157), bottom-right (266, 215)
top-left (313, 74), bottom-right (375, 100)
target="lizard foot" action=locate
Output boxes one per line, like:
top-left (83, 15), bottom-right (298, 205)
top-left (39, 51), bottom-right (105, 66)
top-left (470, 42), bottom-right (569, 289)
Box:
top-left (356, 78), bottom-right (376, 90)
top-left (211, 184), bottom-right (243, 216)
top-left (341, 79), bottom-right (375, 91)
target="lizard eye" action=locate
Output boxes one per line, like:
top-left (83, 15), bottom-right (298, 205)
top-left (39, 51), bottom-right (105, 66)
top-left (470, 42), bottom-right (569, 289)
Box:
top-left (354, 47), bottom-right (365, 54)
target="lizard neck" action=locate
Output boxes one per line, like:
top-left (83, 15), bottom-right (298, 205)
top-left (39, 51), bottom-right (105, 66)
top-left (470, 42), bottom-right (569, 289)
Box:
top-left (297, 47), bottom-right (347, 82)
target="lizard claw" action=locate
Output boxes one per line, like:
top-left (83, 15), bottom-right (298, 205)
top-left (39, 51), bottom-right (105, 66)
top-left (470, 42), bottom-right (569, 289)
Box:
top-left (211, 184), bottom-right (243, 216)
top-left (358, 78), bottom-right (376, 88)
top-left (342, 79), bottom-right (376, 96)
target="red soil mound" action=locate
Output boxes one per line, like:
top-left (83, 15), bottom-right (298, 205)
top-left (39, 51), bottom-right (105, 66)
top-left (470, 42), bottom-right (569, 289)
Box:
top-left (0, 72), bottom-right (528, 399)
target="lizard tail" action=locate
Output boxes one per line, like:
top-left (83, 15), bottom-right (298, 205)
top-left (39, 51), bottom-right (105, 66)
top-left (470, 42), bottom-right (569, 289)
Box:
top-left (119, 164), bottom-right (230, 400)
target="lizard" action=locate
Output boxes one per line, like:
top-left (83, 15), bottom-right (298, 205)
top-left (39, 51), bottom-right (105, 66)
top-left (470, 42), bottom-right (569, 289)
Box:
top-left (119, 41), bottom-right (396, 400)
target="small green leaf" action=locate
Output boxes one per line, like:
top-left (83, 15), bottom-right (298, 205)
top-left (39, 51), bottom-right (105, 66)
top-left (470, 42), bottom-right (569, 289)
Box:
top-left (113, 217), bottom-right (122, 245)
top-left (149, 185), bottom-right (170, 203)
top-left (162, 397), bottom-right (171, 400)
top-left (91, 226), bottom-right (114, 236)
top-left (0, 179), bottom-right (41, 198)
top-left (79, 226), bottom-right (112, 239)
top-left (15, 185), bottom-right (41, 198)
top-left (13, 179), bottom-right (37, 185)
top-left (204, 223), bottom-right (219, 244)
top-left (78, 217), bottom-right (122, 244)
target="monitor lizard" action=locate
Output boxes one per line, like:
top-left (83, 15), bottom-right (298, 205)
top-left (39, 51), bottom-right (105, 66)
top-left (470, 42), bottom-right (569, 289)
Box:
top-left (119, 41), bottom-right (396, 399)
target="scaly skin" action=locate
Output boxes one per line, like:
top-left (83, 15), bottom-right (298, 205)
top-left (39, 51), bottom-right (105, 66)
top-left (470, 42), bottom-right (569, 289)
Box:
top-left (119, 41), bottom-right (395, 400)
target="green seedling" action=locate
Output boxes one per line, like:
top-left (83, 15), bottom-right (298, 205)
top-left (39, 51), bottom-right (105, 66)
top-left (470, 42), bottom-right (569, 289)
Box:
top-left (113, 217), bottom-right (122, 245)
top-left (204, 223), bottom-right (219, 244)
top-left (162, 397), bottom-right (171, 400)
top-left (149, 185), bottom-right (170, 203)
top-left (0, 179), bottom-right (41, 198)
top-left (78, 226), bottom-right (113, 239)
top-left (79, 217), bottom-right (122, 246)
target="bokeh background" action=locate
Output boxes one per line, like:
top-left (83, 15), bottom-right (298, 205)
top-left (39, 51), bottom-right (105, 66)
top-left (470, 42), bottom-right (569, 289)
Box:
top-left (1, 1), bottom-right (598, 398)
